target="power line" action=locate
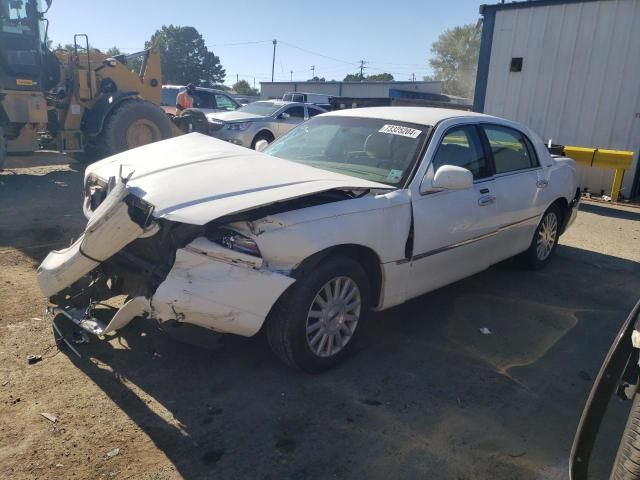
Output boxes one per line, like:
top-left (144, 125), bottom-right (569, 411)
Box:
top-left (278, 40), bottom-right (359, 67)
top-left (207, 40), bottom-right (272, 47)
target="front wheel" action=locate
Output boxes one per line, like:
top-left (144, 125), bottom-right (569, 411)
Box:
top-left (610, 394), bottom-right (640, 479)
top-left (267, 256), bottom-right (370, 372)
top-left (524, 205), bottom-right (561, 269)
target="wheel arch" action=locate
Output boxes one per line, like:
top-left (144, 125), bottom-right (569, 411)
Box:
top-left (81, 91), bottom-right (139, 137)
top-left (252, 129), bottom-right (275, 146)
top-left (289, 244), bottom-right (383, 309)
top-left (548, 196), bottom-right (570, 234)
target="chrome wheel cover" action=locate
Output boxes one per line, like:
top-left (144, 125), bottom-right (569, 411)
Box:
top-left (306, 276), bottom-right (361, 358)
top-left (536, 211), bottom-right (558, 261)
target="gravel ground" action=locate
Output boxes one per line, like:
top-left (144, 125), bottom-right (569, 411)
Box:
top-left (0, 154), bottom-right (639, 480)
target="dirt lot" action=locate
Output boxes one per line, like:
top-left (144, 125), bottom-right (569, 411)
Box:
top-left (1, 153), bottom-right (639, 480)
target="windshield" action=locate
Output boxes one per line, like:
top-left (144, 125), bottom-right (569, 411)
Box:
top-left (264, 116), bottom-right (429, 186)
top-left (0, 0), bottom-right (38, 36)
top-left (237, 102), bottom-right (283, 117)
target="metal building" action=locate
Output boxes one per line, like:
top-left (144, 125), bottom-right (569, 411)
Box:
top-left (260, 81), bottom-right (443, 101)
top-left (474, 0), bottom-right (640, 199)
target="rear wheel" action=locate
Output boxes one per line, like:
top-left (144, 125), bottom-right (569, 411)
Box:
top-left (84, 99), bottom-right (174, 162)
top-left (267, 256), bottom-right (370, 372)
top-left (524, 205), bottom-right (561, 269)
top-left (610, 394), bottom-right (640, 479)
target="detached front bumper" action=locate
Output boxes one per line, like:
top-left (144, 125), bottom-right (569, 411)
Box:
top-left (45, 237), bottom-right (295, 342)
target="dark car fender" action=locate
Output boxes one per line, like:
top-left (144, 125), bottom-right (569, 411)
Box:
top-left (81, 91), bottom-right (139, 137)
top-left (570, 299), bottom-right (640, 479)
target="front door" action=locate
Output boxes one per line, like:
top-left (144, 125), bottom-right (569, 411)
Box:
top-left (276, 106), bottom-right (306, 136)
top-left (408, 125), bottom-right (500, 298)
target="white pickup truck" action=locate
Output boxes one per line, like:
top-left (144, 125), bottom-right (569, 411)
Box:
top-left (37, 107), bottom-right (580, 371)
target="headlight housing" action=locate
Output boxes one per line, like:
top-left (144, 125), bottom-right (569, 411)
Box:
top-left (226, 121), bottom-right (253, 131)
top-left (212, 229), bottom-right (261, 257)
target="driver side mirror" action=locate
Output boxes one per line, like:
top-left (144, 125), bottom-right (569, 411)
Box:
top-left (278, 112), bottom-right (291, 120)
top-left (421, 165), bottom-right (473, 193)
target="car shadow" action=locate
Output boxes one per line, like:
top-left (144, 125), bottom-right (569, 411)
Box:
top-left (579, 201), bottom-right (640, 221)
top-left (60, 244), bottom-right (640, 479)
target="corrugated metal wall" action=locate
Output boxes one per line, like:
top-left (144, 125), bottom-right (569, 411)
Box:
top-left (483, 0), bottom-right (640, 197)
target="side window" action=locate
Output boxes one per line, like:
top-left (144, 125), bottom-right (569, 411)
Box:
top-left (483, 125), bottom-right (539, 174)
top-left (307, 107), bottom-right (324, 118)
top-left (432, 126), bottom-right (491, 180)
top-left (215, 94), bottom-right (237, 111)
top-left (285, 106), bottom-right (305, 118)
top-left (192, 91), bottom-right (215, 109)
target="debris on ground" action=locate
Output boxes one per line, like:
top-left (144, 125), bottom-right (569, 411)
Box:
top-left (106, 448), bottom-right (120, 459)
top-left (27, 354), bottom-right (42, 365)
top-left (40, 412), bottom-right (57, 423)
top-left (602, 195), bottom-right (612, 202)
top-left (478, 327), bottom-right (492, 335)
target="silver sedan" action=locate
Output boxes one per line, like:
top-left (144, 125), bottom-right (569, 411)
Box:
top-left (206, 101), bottom-right (326, 149)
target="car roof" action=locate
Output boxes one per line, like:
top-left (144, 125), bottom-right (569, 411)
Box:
top-left (325, 107), bottom-right (494, 126)
top-left (162, 85), bottom-right (230, 95)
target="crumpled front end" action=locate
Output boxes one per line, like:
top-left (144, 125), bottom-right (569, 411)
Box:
top-left (37, 180), bottom-right (296, 341)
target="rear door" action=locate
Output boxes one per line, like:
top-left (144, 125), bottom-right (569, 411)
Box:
top-left (408, 124), bottom-right (500, 298)
top-left (481, 124), bottom-right (549, 259)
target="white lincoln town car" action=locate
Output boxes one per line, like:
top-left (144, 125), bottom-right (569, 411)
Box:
top-left (37, 107), bottom-right (580, 371)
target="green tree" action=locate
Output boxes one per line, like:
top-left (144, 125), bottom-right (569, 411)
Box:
top-left (147, 25), bottom-right (225, 87)
top-left (106, 46), bottom-right (121, 56)
top-left (307, 76), bottom-right (326, 82)
top-left (366, 73), bottom-right (394, 81)
top-left (429, 24), bottom-right (480, 99)
top-left (344, 73), bottom-right (365, 81)
top-left (232, 79), bottom-right (258, 96)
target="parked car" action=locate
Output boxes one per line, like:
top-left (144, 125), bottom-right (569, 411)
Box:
top-left (206, 100), bottom-right (326, 149)
top-left (570, 299), bottom-right (640, 480)
top-left (282, 92), bottom-right (332, 109)
top-left (161, 85), bottom-right (240, 116)
top-left (37, 107), bottom-right (580, 372)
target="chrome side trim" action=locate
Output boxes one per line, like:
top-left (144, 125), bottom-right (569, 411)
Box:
top-left (395, 214), bottom-right (540, 264)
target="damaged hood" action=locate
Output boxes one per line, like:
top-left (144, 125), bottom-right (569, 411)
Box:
top-left (86, 133), bottom-right (392, 225)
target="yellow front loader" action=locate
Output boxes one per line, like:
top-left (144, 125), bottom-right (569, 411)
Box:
top-left (0, 0), bottom-right (175, 168)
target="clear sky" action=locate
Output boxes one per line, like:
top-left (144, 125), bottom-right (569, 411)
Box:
top-left (46, 0), bottom-right (486, 87)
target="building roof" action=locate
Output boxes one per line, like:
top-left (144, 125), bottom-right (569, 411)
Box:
top-left (325, 106), bottom-right (490, 126)
top-left (480, 0), bottom-right (607, 14)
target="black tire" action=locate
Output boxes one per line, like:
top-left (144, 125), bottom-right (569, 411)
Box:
top-left (85, 99), bottom-right (174, 162)
top-left (251, 130), bottom-right (274, 149)
top-left (267, 256), bottom-right (370, 372)
top-left (173, 108), bottom-right (209, 135)
top-left (610, 394), bottom-right (640, 480)
top-left (523, 204), bottom-right (561, 269)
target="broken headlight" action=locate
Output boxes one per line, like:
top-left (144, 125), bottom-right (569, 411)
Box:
top-left (213, 229), bottom-right (261, 257)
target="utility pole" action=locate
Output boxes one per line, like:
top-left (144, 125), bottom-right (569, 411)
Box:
top-left (310, 65), bottom-right (315, 78)
top-left (359, 60), bottom-right (366, 79)
top-left (271, 39), bottom-right (277, 82)
top-left (290, 70), bottom-right (293, 81)
top-left (411, 72), bottom-right (415, 81)
top-left (236, 73), bottom-right (239, 84)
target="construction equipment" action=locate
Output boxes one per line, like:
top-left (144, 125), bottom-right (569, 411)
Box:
top-left (0, 0), bottom-right (175, 169)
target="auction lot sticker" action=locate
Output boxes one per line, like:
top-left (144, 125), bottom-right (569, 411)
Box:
top-left (379, 124), bottom-right (422, 138)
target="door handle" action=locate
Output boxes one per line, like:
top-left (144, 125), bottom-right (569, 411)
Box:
top-left (478, 195), bottom-right (496, 206)
top-left (536, 179), bottom-right (549, 188)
